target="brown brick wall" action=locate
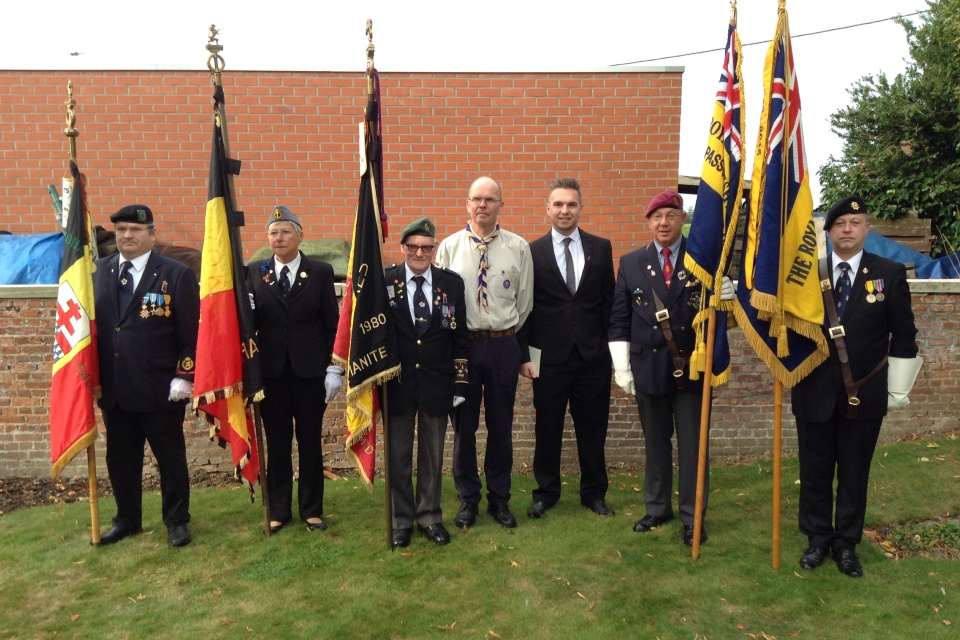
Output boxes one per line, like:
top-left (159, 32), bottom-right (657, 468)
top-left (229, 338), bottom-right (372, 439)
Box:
top-left (2, 284), bottom-right (956, 480)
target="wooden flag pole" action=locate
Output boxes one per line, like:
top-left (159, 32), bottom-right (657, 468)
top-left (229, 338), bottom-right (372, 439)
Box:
top-left (206, 26), bottom-right (272, 536)
top-left (773, 380), bottom-right (783, 569)
top-left (691, 307), bottom-right (716, 559)
top-left (64, 81), bottom-right (102, 547)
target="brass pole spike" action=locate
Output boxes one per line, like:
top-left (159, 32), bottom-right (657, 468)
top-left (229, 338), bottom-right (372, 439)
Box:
top-left (64, 81), bottom-right (78, 160)
top-left (366, 19), bottom-right (375, 75)
top-left (206, 24), bottom-right (225, 86)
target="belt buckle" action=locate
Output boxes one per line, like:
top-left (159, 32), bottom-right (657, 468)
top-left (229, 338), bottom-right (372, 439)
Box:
top-left (478, 330), bottom-right (489, 340)
top-left (655, 309), bottom-right (670, 322)
top-left (828, 325), bottom-right (845, 339)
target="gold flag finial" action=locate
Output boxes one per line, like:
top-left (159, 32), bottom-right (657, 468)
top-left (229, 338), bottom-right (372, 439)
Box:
top-left (64, 81), bottom-right (78, 161)
top-left (365, 19), bottom-right (376, 96)
top-left (206, 24), bottom-right (225, 87)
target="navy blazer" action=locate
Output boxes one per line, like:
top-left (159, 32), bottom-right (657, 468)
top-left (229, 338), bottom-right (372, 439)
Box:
top-left (94, 251), bottom-right (200, 413)
top-left (524, 229), bottom-right (614, 366)
top-left (608, 238), bottom-right (702, 396)
top-left (248, 253), bottom-right (339, 379)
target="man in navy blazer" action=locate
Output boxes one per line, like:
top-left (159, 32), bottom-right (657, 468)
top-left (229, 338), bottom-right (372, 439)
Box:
top-left (93, 204), bottom-right (199, 548)
top-left (522, 178), bottom-right (615, 520)
top-left (385, 217), bottom-right (469, 548)
top-left (792, 195), bottom-right (920, 577)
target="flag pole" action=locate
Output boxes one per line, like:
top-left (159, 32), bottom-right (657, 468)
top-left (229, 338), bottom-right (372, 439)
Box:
top-left (206, 26), bottom-right (272, 537)
top-left (365, 20), bottom-right (394, 551)
top-left (691, 307), bottom-right (715, 559)
top-left (64, 82), bottom-right (103, 547)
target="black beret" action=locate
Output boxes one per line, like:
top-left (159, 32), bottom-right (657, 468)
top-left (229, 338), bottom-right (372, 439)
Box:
top-left (400, 217), bottom-right (436, 243)
top-left (268, 205), bottom-right (302, 231)
top-left (824, 195), bottom-right (869, 231)
top-left (110, 204), bottom-right (153, 225)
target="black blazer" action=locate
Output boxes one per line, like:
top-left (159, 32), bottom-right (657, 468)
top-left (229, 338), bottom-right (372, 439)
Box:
top-left (792, 251), bottom-right (918, 421)
top-left (524, 229), bottom-right (614, 366)
top-left (385, 264), bottom-right (469, 416)
top-left (248, 253), bottom-right (339, 379)
top-left (94, 251), bottom-right (200, 412)
top-left (608, 238), bottom-right (702, 396)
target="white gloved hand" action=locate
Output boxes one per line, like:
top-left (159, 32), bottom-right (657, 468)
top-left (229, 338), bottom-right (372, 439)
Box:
top-left (453, 396), bottom-right (466, 408)
top-left (719, 276), bottom-right (736, 301)
top-left (168, 378), bottom-right (193, 402)
top-left (608, 341), bottom-right (635, 395)
top-left (324, 365), bottom-right (344, 403)
top-left (887, 356), bottom-right (923, 410)
top-left (248, 292), bottom-right (256, 310)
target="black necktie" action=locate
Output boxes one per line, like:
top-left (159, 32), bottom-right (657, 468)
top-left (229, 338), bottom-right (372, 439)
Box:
top-left (117, 261), bottom-right (133, 312)
top-left (279, 265), bottom-right (291, 296)
top-left (562, 237), bottom-right (576, 294)
top-left (412, 275), bottom-right (429, 337)
top-left (836, 262), bottom-right (851, 318)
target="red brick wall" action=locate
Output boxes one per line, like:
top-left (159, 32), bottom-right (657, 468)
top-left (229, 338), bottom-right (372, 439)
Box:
top-left (2, 284), bottom-right (956, 479)
top-left (0, 69), bottom-right (679, 260)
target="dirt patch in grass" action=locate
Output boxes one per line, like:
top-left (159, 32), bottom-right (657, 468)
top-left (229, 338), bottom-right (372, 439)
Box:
top-left (865, 515), bottom-right (960, 560)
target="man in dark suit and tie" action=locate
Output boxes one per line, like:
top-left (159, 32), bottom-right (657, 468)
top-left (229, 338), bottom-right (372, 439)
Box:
top-left (248, 205), bottom-right (342, 534)
top-left (93, 204), bottom-right (200, 548)
top-left (608, 191), bottom-right (733, 547)
top-left (792, 195), bottom-right (920, 577)
top-left (522, 177), bottom-right (616, 520)
top-left (385, 217), bottom-right (469, 548)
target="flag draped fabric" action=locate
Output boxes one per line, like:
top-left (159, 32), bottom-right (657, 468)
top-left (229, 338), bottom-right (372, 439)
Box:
top-left (332, 72), bottom-right (400, 484)
top-left (733, 7), bottom-right (828, 386)
top-left (193, 85), bottom-right (264, 493)
top-left (50, 160), bottom-right (100, 478)
top-left (685, 18), bottom-right (745, 387)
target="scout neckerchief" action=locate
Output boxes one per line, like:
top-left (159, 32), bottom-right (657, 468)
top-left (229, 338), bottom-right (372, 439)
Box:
top-left (466, 223), bottom-right (500, 312)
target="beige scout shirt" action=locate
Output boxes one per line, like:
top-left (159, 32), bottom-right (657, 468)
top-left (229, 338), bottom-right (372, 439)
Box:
top-left (435, 227), bottom-right (533, 332)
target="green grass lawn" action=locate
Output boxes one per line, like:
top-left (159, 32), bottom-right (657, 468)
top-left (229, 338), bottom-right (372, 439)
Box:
top-left (2, 433), bottom-right (959, 640)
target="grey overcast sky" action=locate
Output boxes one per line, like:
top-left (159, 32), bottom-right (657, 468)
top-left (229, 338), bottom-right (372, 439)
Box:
top-left (1, 0), bottom-right (929, 207)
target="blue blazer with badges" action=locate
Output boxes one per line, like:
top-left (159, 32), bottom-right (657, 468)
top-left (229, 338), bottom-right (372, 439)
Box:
top-left (248, 253), bottom-right (339, 380)
top-left (94, 251), bottom-right (200, 413)
top-left (608, 238), bottom-right (702, 396)
top-left (792, 251), bottom-right (918, 422)
top-left (385, 264), bottom-right (469, 417)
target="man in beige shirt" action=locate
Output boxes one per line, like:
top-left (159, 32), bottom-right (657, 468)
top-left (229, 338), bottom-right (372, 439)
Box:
top-left (435, 176), bottom-right (533, 529)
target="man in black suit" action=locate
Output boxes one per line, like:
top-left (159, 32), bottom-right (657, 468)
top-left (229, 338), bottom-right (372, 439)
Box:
top-left (522, 177), bottom-right (615, 520)
top-left (608, 191), bottom-right (733, 547)
top-left (93, 204), bottom-right (199, 548)
top-left (385, 218), bottom-right (469, 548)
top-left (248, 205), bottom-right (341, 534)
top-left (792, 195), bottom-right (920, 577)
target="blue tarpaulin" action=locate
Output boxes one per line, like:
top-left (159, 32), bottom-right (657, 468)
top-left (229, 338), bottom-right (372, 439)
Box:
top-left (0, 232), bottom-right (65, 285)
top-left (916, 254), bottom-right (960, 279)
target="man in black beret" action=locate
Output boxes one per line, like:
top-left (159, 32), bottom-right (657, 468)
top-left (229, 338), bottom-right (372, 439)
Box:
top-left (792, 195), bottom-right (920, 577)
top-left (93, 204), bottom-right (200, 547)
top-left (385, 217), bottom-right (468, 547)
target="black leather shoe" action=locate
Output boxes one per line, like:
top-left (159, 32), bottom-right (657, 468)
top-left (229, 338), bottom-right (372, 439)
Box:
top-left (306, 519), bottom-right (327, 532)
top-left (392, 528), bottom-right (412, 548)
top-left (799, 546), bottom-right (828, 570)
top-left (632, 514), bottom-right (674, 532)
top-left (682, 524), bottom-right (707, 546)
top-left (527, 501), bottom-right (550, 519)
top-left (167, 524), bottom-right (192, 548)
top-left (835, 548), bottom-right (863, 578)
top-left (97, 524), bottom-right (142, 546)
top-left (582, 499), bottom-right (615, 516)
top-left (269, 520), bottom-right (286, 534)
top-left (488, 502), bottom-right (517, 528)
top-left (419, 523), bottom-right (451, 545)
top-left (454, 502), bottom-right (479, 528)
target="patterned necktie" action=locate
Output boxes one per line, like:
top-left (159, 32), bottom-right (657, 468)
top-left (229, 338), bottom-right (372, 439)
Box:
top-left (466, 223), bottom-right (500, 312)
top-left (562, 237), bottom-right (576, 294)
top-left (836, 262), bottom-right (851, 318)
top-left (661, 247), bottom-right (673, 289)
top-left (279, 265), bottom-right (291, 295)
top-left (412, 275), bottom-right (429, 337)
top-left (117, 261), bottom-right (133, 312)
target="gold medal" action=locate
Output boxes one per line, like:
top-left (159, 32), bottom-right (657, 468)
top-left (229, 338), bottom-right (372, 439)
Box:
top-left (866, 293), bottom-right (876, 303)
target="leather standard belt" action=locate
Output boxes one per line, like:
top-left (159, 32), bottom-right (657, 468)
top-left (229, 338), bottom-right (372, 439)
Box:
top-left (650, 289), bottom-right (687, 389)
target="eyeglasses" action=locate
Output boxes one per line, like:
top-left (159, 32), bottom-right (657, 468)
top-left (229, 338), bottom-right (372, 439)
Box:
top-left (649, 212), bottom-right (682, 222)
top-left (404, 243), bottom-right (435, 254)
top-left (468, 197), bottom-right (501, 206)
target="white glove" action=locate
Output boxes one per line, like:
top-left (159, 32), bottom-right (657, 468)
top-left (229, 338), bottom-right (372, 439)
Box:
top-left (248, 292), bottom-right (256, 310)
top-left (887, 356), bottom-right (922, 410)
top-left (719, 276), bottom-right (735, 301)
top-left (608, 341), bottom-right (635, 395)
top-left (168, 378), bottom-right (193, 402)
top-left (453, 396), bottom-right (466, 408)
top-left (324, 366), bottom-right (344, 403)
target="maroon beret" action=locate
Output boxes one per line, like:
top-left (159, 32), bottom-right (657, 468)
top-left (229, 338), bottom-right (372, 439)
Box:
top-left (645, 191), bottom-right (684, 217)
